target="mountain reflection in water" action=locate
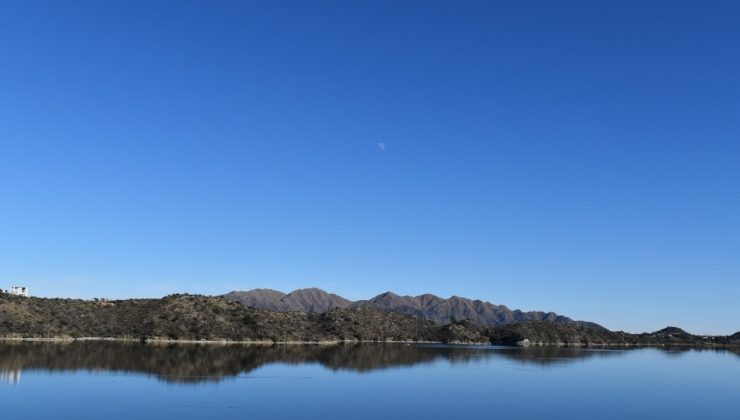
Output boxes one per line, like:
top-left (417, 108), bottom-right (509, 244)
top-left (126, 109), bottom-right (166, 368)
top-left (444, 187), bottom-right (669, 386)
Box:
top-left (0, 341), bottom-right (734, 384)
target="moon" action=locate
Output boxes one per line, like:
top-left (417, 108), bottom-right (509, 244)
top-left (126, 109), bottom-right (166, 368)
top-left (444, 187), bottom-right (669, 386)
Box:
top-left (378, 142), bottom-right (386, 152)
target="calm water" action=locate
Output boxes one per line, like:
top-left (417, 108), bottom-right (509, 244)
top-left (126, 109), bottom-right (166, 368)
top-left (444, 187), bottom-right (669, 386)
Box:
top-left (0, 342), bottom-right (737, 419)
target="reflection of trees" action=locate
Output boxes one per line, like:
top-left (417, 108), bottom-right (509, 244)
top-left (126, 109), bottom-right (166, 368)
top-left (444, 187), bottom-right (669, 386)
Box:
top-left (722, 347), bottom-right (739, 358)
top-left (494, 346), bottom-right (626, 366)
top-left (0, 342), bottom-right (453, 383)
top-left (650, 347), bottom-right (740, 359)
top-left (1, 342), bottom-right (732, 384)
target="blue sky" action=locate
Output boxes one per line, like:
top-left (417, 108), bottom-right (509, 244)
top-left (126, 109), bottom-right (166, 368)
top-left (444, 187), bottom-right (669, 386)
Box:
top-left (1, 1), bottom-right (738, 334)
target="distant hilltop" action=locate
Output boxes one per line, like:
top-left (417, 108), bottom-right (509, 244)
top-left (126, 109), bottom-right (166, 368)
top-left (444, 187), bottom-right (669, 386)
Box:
top-left (223, 288), bottom-right (600, 328)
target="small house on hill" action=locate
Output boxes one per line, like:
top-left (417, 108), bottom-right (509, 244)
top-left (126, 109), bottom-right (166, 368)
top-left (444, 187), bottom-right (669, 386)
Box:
top-left (4, 286), bottom-right (29, 297)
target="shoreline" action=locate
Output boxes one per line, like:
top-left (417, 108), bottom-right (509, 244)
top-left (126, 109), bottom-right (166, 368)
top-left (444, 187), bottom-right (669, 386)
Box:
top-left (0, 337), bottom-right (448, 345)
top-left (0, 336), bottom-right (737, 349)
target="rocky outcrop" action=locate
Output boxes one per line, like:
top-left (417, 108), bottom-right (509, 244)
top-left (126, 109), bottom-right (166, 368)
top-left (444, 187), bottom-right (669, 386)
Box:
top-left (439, 320), bottom-right (490, 344)
top-left (516, 338), bottom-right (531, 347)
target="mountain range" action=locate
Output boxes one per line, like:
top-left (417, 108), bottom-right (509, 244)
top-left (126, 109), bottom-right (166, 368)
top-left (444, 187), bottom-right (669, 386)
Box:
top-left (224, 288), bottom-right (597, 327)
top-left (1, 293), bottom-right (737, 347)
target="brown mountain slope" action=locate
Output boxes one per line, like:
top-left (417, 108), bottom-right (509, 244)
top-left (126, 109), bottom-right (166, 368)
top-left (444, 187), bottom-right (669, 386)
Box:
top-left (225, 288), bottom-right (351, 313)
top-left (224, 289), bottom-right (287, 311)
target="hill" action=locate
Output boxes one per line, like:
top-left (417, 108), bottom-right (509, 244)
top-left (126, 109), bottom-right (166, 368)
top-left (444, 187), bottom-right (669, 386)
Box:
top-left (0, 294), bottom-right (480, 343)
top-left (486, 321), bottom-right (740, 347)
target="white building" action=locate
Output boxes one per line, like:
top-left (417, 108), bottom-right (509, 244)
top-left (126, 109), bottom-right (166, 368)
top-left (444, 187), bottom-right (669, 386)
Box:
top-left (8, 286), bottom-right (28, 297)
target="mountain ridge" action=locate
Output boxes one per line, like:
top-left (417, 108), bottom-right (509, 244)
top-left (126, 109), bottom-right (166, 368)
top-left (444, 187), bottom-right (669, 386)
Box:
top-left (224, 288), bottom-right (599, 328)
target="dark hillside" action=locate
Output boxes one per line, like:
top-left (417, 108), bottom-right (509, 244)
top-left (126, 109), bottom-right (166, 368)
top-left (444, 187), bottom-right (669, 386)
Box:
top-left (0, 294), bottom-right (478, 343)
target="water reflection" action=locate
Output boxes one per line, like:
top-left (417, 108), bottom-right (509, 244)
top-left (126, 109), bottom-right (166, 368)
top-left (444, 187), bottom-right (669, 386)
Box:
top-left (0, 369), bottom-right (21, 385)
top-left (0, 341), bottom-right (733, 384)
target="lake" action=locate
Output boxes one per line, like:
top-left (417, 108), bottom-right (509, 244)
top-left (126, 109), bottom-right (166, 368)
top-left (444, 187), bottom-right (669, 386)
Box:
top-left (0, 342), bottom-right (737, 419)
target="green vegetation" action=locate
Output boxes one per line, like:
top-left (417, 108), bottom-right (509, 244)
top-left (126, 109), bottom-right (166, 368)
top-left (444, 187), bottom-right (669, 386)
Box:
top-left (0, 294), bottom-right (478, 343)
top-left (1, 293), bottom-right (737, 347)
top-left (487, 322), bottom-right (740, 347)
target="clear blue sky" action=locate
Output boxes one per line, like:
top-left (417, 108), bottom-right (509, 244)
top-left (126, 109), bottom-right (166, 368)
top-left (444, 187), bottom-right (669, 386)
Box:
top-left (1, 1), bottom-right (738, 334)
